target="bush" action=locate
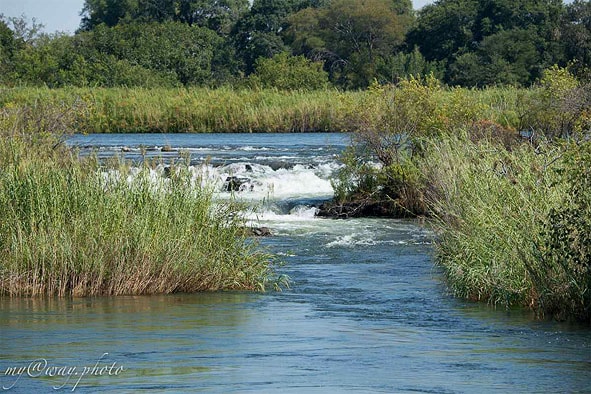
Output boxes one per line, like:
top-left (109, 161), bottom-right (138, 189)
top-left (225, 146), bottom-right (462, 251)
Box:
top-left (536, 141), bottom-right (591, 321)
top-left (249, 52), bottom-right (330, 90)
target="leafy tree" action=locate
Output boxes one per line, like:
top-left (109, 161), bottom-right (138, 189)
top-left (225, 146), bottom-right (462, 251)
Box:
top-left (561, 0), bottom-right (591, 79)
top-left (174, 0), bottom-right (249, 34)
top-left (406, 0), bottom-right (478, 63)
top-left (230, 0), bottom-right (313, 73)
top-left (249, 51), bottom-right (329, 89)
top-left (80, 0), bottom-right (138, 30)
top-left (86, 22), bottom-right (223, 85)
top-left (80, 0), bottom-right (248, 34)
top-left (377, 47), bottom-right (445, 83)
top-left (286, 0), bottom-right (410, 88)
top-left (449, 28), bottom-right (541, 86)
top-left (408, 0), bottom-right (565, 87)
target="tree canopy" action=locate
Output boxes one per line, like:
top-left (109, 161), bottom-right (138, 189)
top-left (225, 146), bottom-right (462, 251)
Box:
top-left (2, 0), bottom-right (591, 88)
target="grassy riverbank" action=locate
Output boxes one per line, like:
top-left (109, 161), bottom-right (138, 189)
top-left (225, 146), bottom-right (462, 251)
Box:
top-left (330, 70), bottom-right (591, 322)
top-left (0, 103), bottom-right (278, 297)
top-left (0, 85), bottom-right (524, 134)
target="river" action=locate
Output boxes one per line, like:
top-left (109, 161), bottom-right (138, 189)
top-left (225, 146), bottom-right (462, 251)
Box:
top-left (0, 133), bottom-right (589, 393)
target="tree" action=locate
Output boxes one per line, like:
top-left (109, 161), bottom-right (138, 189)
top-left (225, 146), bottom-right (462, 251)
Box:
top-left (285, 0), bottom-right (409, 88)
top-left (561, 0), bottom-right (591, 79)
top-left (80, 0), bottom-right (138, 30)
top-left (406, 0), bottom-right (478, 63)
top-left (249, 51), bottom-right (329, 89)
top-left (230, 0), bottom-right (313, 73)
top-left (174, 0), bottom-right (249, 34)
top-left (80, 0), bottom-right (248, 34)
top-left (449, 28), bottom-right (541, 86)
top-left (407, 0), bottom-right (565, 87)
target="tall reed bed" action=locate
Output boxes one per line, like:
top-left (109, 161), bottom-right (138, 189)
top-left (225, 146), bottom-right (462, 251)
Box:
top-left (0, 86), bottom-right (525, 134)
top-left (0, 104), bottom-right (277, 297)
top-left (423, 135), bottom-right (590, 322)
top-left (0, 87), bottom-right (364, 133)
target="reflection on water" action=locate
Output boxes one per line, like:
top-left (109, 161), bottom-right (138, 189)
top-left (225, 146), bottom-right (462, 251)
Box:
top-left (2, 133), bottom-right (590, 393)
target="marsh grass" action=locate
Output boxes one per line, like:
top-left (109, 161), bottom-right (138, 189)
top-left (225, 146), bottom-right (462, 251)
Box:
top-left (0, 105), bottom-right (278, 297)
top-left (422, 134), bottom-right (591, 322)
top-left (0, 87), bottom-right (361, 133)
top-left (0, 86), bottom-right (525, 134)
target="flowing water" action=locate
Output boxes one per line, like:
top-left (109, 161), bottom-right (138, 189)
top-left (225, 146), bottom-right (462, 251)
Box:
top-left (1, 133), bottom-right (589, 393)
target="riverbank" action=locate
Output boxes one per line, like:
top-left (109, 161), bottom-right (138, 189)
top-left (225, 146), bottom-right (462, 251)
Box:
top-left (0, 85), bottom-right (524, 134)
top-left (0, 103), bottom-right (279, 297)
top-left (326, 70), bottom-right (591, 322)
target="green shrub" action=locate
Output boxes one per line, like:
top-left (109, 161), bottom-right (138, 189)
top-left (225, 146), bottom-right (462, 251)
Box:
top-left (249, 52), bottom-right (330, 91)
top-left (536, 141), bottom-right (591, 321)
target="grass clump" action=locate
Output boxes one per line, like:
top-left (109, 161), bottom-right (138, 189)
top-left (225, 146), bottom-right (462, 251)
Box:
top-left (0, 103), bottom-right (279, 297)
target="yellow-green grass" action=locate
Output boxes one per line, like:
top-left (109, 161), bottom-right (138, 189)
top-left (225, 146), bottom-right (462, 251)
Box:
top-left (0, 105), bottom-right (279, 297)
top-left (0, 86), bottom-right (528, 134)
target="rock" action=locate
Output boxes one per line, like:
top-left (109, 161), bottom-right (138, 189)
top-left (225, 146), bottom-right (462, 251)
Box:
top-left (121, 146), bottom-right (131, 152)
top-left (245, 164), bottom-right (253, 172)
top-left (223, 176), bottom-right (251, 192)
top-left (161, 145), bottom-right (174, 152)
top-left (316, 199), bottom-right (401, 219)
top-left (240, 226), bottom-right (272, 237)
top-left (252, 227), bottom-right (272, 237)
top-left (163, 166), bottom-right (172, 178)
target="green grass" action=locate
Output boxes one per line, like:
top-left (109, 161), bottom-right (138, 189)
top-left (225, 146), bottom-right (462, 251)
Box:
top-left (0, 104), bottom-right (279, 297)
top-left (420, 134), bottom-right (590, 322)
top-left (0, 87), bottom-right (362, 133)
top-left (0, 85), bottom-right (527, 134)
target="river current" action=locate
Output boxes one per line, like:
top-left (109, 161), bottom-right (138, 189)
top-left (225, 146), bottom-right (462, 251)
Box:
top-left (0, 133), bottom-right (589, 393)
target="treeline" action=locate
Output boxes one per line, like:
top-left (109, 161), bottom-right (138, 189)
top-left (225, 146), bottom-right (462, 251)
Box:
top-left (1, 0), bottom-right (591, 89)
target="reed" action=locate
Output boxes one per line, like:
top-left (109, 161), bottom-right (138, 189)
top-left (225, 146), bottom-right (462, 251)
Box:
top-left (0, 86), bottom-right (364, 133)
top-left (422, 134), bottom-right (590, 322)
top-left (0, 85), bottom-right (525, 134)
top-left (0, 104), bottom-right (279, 297)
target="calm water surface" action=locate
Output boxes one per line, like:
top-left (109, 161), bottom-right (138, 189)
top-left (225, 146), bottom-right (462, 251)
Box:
top-left (1, 133), bottom-right (589, 393)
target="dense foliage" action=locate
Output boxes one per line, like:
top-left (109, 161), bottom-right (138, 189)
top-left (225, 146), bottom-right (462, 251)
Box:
top-left (328, 67), bottom-right (591, 322)
top-left (2, 0), bottom-right (591, 88)
top-left (0, 101), bottom-right (282, 296)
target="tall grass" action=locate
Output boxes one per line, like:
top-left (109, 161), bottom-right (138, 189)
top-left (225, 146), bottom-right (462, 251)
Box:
top-left (0, 87), bottom-right (362, 133)
top-left (0, 85), bottom-right (525, 134)
top-left (0, 104), bottom-right (278, 297)
top-left (422, 135), bottom-right (560, 306)
top-left (422, 135), bottom-right (590, 322)
top-left (332, 70), bottom-right (591, 321)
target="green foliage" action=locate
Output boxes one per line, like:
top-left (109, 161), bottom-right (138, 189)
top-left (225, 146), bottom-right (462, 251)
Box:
top-left (80, 0), bottom-right (249, 34)
top-left (377, 47), bottom-right (445, 83)
top-left (406, 0), bottom-right (478, 63)
top-left (0, 102), bottom-right (278, 296)
top-left (231, 0), bottom-right (313, 73)
top-left (408, 0), bottom-right (564, 87)
top-left (521, 66), bottom-right (591, 139)
top-left (286, 0), bottom-right (410, 88)
top-left (449, 29), bottom-right (542, 87)
top-left (561, 0), bottom-right (591, 79)
top-left (536, 141), bottom-right (591, 321)
top-left (249, 52), bottom-right (329, 90)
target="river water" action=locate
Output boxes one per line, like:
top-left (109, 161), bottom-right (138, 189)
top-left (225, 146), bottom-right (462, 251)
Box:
top-left (1, 133), bottom-right (589, 393)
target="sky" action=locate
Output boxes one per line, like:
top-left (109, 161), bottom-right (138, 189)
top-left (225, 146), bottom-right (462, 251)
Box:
top-left (1, 0), bottom-right (435, 34)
